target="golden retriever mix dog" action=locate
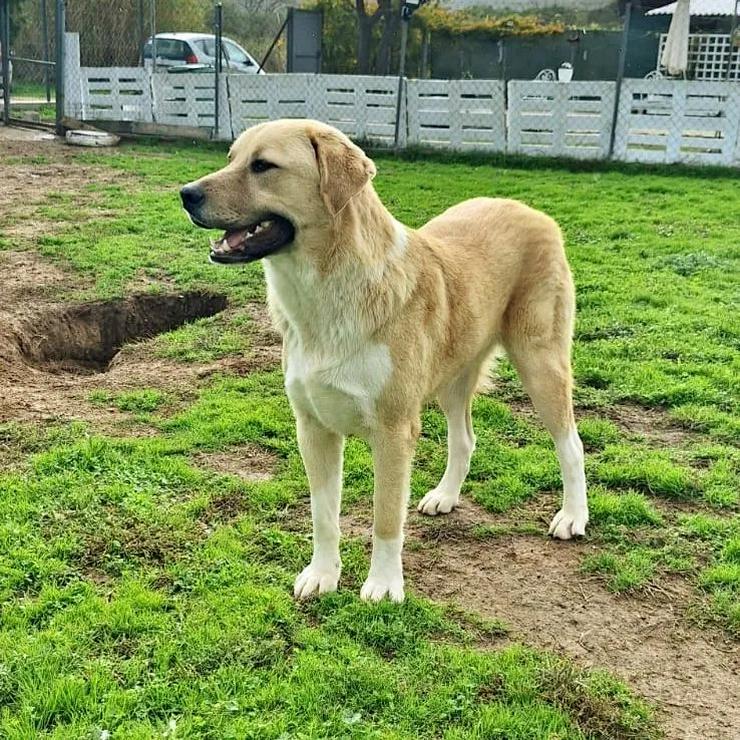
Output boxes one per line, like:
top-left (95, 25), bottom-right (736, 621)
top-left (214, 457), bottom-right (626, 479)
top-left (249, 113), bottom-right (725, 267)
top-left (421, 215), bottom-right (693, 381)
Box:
top-left (181, 119), bottom-right (588, 603)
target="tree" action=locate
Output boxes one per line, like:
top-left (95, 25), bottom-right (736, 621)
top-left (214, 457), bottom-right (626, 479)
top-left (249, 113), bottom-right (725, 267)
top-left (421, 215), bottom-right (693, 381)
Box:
top-left (374, 0), bottom-right (400, 76)
top-left (310, 0), bottom-right (409, 75)
top-left (355, 0), bottom-right (382, 74)
top-left (220, 0), bottom-right (296, 72)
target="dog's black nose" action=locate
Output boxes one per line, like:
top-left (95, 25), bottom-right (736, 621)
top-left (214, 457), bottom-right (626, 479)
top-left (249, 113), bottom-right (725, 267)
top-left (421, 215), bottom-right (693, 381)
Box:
top-left (180, 184), bottom-right (205, 210)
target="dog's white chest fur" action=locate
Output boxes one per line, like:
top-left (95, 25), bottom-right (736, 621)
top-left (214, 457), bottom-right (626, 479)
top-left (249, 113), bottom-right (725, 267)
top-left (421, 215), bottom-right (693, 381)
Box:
top-left (284, 341), bottom-right (391, 434)
top-left (264, 254), bottom-right (393, 435)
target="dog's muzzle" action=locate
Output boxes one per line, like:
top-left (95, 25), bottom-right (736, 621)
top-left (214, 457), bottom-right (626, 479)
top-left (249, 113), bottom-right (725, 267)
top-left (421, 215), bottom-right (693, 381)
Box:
top-left (180, 184), bottom-right (295, 265)
top-left (207, 216), bottom-right (296, 264)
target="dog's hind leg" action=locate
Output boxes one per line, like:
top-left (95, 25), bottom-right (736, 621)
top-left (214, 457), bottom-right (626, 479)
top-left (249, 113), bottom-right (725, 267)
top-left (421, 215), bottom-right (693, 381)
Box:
top-left (418, 366), bottom-right (479, 516)
top-left (505, 338), bottom-right (588, 539)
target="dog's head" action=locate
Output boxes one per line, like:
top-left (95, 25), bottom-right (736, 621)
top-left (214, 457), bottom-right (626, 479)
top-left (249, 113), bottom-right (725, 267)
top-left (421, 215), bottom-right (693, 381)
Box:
top-left (180, 119), bottom-right (376, 265)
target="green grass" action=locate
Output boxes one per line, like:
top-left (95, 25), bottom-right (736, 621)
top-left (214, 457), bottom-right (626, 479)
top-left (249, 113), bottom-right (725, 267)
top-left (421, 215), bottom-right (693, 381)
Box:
top-left (34, 140), bottom-right (738, 420)
top-left (0, 397), bottom-right (660, 738)
top-left (149, 312), bottom-right (253, 363)
top-left (588, 489), bottom-right (663, 528)
top-left (679, 514), bottom-right (740, 631)
top-left (9, 81), bottom-right (55, 100)
top-left (89, 389), bottom-right (169, 414)
top-left (2, 136), bottom-right (740, 735)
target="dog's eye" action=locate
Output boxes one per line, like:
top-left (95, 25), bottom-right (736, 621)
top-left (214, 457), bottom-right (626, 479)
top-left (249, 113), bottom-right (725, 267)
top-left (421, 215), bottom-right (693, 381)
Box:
top-left (251, 159), bottom-right (277, 174)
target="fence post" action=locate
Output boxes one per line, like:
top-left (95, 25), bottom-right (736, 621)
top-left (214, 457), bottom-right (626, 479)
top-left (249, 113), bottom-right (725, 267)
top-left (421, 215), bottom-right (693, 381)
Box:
top-left (41, 0), bottom-right (51, 102)
top-left (1, 0), bottom-right (10, 125)
top-left (213, 2), bottom-right (222, 140)
top-left (393, 14), bottom-right (409, 151)
top-left (54, 0), bottom-right (66, 135)
top-left (727, 1), bottom-right (739, 80)
top-left (608, 0), bottom-right (632, 159)
top-left (259, 14), bottom-right (288, 74)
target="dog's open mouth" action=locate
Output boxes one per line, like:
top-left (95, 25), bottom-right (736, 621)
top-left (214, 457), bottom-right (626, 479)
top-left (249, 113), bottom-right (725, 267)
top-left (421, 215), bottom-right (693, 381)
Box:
top-left (209, 215), bottom-right (295, 265)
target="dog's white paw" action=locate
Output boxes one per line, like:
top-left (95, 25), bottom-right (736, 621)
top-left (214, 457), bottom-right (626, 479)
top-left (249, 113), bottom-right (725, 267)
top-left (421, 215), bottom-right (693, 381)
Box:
top-left (548, 507), bottom-right (588, 540)
top-left (293, 562), bottom-right (340, 599)
top-left (360, 574), bottom-right (405, 603)
top-left (417, 487), bottom-right (459, 516)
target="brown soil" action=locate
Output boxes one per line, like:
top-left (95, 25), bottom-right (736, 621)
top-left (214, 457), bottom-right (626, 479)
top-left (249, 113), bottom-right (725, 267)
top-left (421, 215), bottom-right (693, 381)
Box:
top-left (0, 291), bottom-right (279, 429)
top-left (340, 499), bottom-right (740, 740)
top-left (0, 127), bottom-right (137, 245)
top-left (192, 443), bottom-right (279, 482)
top-left (0, 251), bottom-right (75, 312)
top-left (17, 292), bottom-right (227, 373)
top-left (506, 395), bottom-right (700, 450)
top-left (601, 404), bottom-right (698, 448)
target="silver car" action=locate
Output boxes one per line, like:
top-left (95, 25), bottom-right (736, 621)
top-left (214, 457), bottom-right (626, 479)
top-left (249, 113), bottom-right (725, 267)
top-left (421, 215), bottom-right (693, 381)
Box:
top-left (143, 33), bottom-right (263, 74)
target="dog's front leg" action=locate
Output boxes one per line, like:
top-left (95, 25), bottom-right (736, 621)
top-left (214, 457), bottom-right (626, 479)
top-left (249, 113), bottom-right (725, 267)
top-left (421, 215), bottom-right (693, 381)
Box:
top-left (293, 411), bottom-right (344, 599)
top-left (361, 422), bottom-right (419, 603)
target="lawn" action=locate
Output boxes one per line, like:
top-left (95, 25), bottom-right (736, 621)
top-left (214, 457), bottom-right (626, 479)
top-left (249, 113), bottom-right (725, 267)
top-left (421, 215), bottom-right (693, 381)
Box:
top-left (0, 133), bottom-right (738, 738)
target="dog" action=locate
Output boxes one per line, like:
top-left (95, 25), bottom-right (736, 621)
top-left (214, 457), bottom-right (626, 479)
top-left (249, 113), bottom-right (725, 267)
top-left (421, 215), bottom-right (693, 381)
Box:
top-left (181, 119), bottom-right (588, 603)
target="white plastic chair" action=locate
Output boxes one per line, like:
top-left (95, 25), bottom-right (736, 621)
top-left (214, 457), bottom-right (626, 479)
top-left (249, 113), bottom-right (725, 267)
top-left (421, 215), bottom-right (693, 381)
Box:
top-left (535, 69), bottom-right (556, 81)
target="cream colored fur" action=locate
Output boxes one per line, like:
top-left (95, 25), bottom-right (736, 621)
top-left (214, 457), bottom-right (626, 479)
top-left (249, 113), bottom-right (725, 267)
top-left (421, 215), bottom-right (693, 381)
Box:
top-left (186, 119), bottom-right (588, 602)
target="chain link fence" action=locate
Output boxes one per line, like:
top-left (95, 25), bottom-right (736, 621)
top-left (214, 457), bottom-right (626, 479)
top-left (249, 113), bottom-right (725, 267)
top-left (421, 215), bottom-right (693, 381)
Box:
top-left (65, 0), bottom-right (287, 71)
top-left (1, 0), bottom-right (57, 124)
top-left (59, 0), bottom-right (291, 133)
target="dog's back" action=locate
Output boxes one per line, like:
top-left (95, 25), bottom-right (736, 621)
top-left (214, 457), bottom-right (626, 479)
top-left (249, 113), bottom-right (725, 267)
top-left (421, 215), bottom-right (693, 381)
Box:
top-left (413, 196), bottom-right (574, 360)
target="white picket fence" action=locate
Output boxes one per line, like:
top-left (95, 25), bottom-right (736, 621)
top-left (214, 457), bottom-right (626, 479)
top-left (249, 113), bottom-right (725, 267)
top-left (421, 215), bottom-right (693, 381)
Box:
top-left (614, 79), bottom-right (740, 166)
top-left (508, 81), bottom-right (616, 160)
top-left (227, 73), bottom-right (402, 146)
top-left (63, 33), bottom-right (740, 168)
top-left (406, 79), bottom-right (506, 151)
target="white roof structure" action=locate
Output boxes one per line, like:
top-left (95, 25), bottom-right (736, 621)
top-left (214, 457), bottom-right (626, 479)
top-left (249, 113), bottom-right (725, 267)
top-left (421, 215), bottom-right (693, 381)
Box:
top-left (647, 0), bottom-right (739, 15)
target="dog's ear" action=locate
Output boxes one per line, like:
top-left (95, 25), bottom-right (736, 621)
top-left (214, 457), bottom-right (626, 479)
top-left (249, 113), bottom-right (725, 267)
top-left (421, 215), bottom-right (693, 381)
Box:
top-left (309, 130), bottom-right (376, 217)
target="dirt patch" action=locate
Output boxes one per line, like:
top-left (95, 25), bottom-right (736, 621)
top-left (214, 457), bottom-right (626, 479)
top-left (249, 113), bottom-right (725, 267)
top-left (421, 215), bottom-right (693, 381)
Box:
top-left (0, 251), bottom-right (278, 427)
top-left (0, 251), bottom-right (78, 313)
top-left (193, 443), bottom-right (279, 482)
top-left (0, 126), bottom-right (137, 244)
top-left (504, 394), bottom-right (699, 449)
top-left (601, 405), bottom-right (698, 447)
top-left (77, 510), bottom-right (197, 577)
top-left (303, 495), bottom-right (740, 737)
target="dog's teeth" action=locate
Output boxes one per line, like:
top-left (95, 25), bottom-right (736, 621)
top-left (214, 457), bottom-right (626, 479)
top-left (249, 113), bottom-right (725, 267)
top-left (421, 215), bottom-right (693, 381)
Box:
top-left (254, 224), bottom-right (263, 233)
top-left (260, 220), bottom-right (271, 228)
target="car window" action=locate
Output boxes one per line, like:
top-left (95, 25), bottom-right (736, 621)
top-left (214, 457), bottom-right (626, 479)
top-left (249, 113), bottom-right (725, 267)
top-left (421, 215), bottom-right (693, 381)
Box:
top-left (224, 40), bottom-right (252, 65)
top-left (145, 39), bottom-right (188, 60)
top-left (193, 38), bottom-right (217, 57)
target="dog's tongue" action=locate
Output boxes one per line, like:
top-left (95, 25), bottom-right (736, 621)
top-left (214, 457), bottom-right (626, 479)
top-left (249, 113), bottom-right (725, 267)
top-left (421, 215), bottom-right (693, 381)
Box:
top-left (224, 229), bottom-right (249, 249)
